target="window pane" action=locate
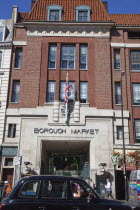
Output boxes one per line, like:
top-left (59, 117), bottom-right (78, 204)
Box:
top-left (61, 45), bottom-right (75, 69)
top-left (42, 180), bottom-right (67, 198)
top-left (0, 27), bottom-right (4, 41)
top-left (19, 181), bottom-right (40, 197)
top-left (115, 83), bottom-right (121, 104)
top-left (60, 81), bottom-right (75, 102)
top-left (80, 82), bottom-right (88, 103)
top-left (11, 81), bottom-right (20, 103)
top-left (0, 52), bottom-right (2, 68)
top-left (131, 51), bottom-right (140, 71)
top-left (117, 126), bottom-right (123, 140)
top-left (8, 124), bottom-right (16, 138)
top-left (78, 11), bottom-right (88, 21)
top-left (114, 49), bottom-right (120, 69)
top-left (135, 120), bottom-right (140, 142)
top-left (80, 45), bottom-right (88, 69)
top-left (15, 48), bottom-right (23, 68)
top-left (49, 10), bottom-right (59, 21)
top-left (47, 81), bottom-right (55, 102)
top-left (133, 84), bottom-right (140, 105)
top-left (5, 158), bottom-right (13, 166)
top-left (48, 44), bottom-right (57, 68)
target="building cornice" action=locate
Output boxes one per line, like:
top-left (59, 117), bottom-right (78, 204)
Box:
top-left (22, 21), bottom-right (114, 38)
top-left (0, 41), bottom-right (12, 47)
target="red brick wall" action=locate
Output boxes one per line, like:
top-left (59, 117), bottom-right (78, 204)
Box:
top-left (9, 29), bottom-right (112, 109)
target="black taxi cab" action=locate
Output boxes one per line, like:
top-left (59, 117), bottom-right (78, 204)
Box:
top-left (0, 175), bottom-right (138, 210)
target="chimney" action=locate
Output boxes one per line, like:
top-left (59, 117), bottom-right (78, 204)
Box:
top-left (12, 6), bottom-right (18, 24)
top-left (31, 0), bottom-right (36, 9)
top-left (103, 2), bottom-right (108, 12)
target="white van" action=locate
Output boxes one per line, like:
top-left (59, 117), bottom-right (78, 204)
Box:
top-left (129, 170), bottom-right (140, 207)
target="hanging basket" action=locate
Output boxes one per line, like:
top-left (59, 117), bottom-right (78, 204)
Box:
top-left (111, 152), bottom-right (124, 167)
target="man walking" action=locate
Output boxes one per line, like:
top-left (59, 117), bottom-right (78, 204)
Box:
top-left (105, 179), bottom-right (114, 199)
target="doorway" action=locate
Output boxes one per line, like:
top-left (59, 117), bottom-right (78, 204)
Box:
top-left (41, 140), bottom-right (90, 179)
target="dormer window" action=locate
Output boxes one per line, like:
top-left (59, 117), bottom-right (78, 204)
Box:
top-left (76, 6), bottom-right (90, 21)
top-left (0, 27), bottom-right (6, 41)
top-left (48, 5), bottom-right (62, 21)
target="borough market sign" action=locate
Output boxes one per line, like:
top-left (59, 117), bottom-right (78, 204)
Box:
top-left (34, 128), bottom-right (99, 135)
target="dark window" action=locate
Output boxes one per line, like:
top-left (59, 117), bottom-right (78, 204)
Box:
top-left (135, 120), bottom-right (140, 143)
top-left (128, 32), bottom-right (140, 39)
top-left (80, 45), bottom-right (88, 70)
top-left (14, 48), bottom-right (23, 68)
top-left (48, 44), bottom-right (57, 68)
top-left (5, 158), bottom-right (13, 166)
top-left (47, 81), bottom-right (56, 102)
top-left (80, 82), bottom-right (88, 103)
top-left (11, 80), bottom-right (20, 103)
top-left (114, 49), bottom-right (120, 69)
top-left (116, 126), bottom-right (123, 140)
top-left (131, 50), bottom-right (140, 71)
top-left (0, 52), bottom-right (2, 68)
top-left (19, 181), bottom-right (40, 197)
top-left (61, 45), bottom-right (75, 69)
top-left (8, 124), bottom-right (16, 138)
top-left (42, 180), bottom-right (67, 198)
top-left (133, 83), bottom-right (140, 105)
top-left (115, 82), bottom-right (121, 104)
top-left (60, 81), bottom-right (75, 102)
top-left (49, 10), bottom-right (59, 21)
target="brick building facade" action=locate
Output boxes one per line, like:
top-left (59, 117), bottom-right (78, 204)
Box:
top-left (1, 0), bottom-right (140, 199)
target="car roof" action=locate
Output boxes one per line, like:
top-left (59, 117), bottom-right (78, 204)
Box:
top-left (19, 175), bottom-right (84, 182)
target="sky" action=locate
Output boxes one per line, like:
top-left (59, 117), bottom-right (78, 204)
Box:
top-left (0, 0), bottom-right (140, 19)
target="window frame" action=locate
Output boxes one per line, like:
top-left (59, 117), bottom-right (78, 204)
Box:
top-left (41, 179), bottom-right (67, 199)
top-left (11, 80), bottom-right (20, 103)
top-left (115, 82), bottom-right (121, 105)
top-left (134, 119), bottom-right (140, 143)
top-left (114, 49), bottom-right (121, 70)
top-left (47, 81), bottom-right (56, 102)
top-left (80, 44), bottom-right (88, 70)
top-left (80, 81), bottom-right (88, 103)
top-left (48, 44), bottom-right (57, 69)
top-left (0, 27), bottom-right (6, 42)
top-left (47, 5), bottom-right (62, 21)
top-left (130, 50), bottom-right (140, 71)
top-left (132, 83), bottom-right (140, 105)
top-left (18, 180), bottom-right (41, 198)
top-left (0, 51), bottom-right (2, 68)
top-left (76, 5), bottom-right (90, 22)
top-left (116, 126), bottom-right (123, 140)
top-left (61, 44), bottom-right (76, 70)
top-left (14, 48), bottom-right (23, 69)
top-left (8, 124), bottom-right (16, 138)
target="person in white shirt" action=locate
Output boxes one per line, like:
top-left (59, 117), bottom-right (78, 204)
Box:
top-left (105, 179), bottom-right (114, 199)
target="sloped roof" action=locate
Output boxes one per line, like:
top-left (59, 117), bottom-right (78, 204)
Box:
top-left (18, 12), bottom-right (29, 22)
top-left (109, 14), bottom-right (140, 26)
top-left (17, 0), bottom-right (140, 26)
top-left (22, 0), bottom-right (109, 22)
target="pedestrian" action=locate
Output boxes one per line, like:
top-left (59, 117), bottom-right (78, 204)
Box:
top-left (105, 179), bottom-right (114, 199)
top-left (89, 178), bottom-right (95, 190)
top-left (3, 181), bottom-right (12, 196)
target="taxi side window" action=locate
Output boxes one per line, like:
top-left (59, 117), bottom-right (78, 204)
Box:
top-left (18, 181), bottom-right (40, 198)
top-left (42, 180), bottom-right (67, 198)
top-left (70, 181), bottom-right (93, 199)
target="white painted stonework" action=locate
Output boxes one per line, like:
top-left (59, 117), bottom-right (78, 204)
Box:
top-left (24, 23), bottom-right (113, 38)
top-left (4, 104), bottom-right (130, 196)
